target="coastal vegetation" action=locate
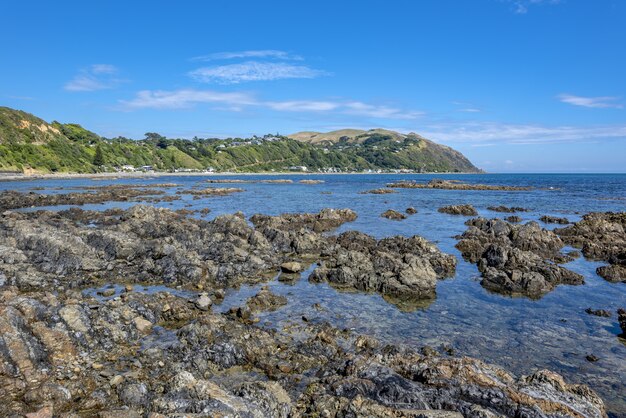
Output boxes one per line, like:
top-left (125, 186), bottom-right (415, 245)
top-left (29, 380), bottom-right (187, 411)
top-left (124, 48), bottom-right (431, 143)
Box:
top-left (0, 106), bottom-right (480, 174)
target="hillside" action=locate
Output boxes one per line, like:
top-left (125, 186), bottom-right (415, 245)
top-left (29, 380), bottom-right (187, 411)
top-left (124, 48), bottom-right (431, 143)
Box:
top-left (0, 106), bottom-right (481, 174)
top-left (288, 129), bottom-right (480, 173)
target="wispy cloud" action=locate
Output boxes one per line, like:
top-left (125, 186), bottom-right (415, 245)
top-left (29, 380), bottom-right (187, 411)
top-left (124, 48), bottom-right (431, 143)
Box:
top-left (558, 94), bottom-right (623, 109)
top-left (189, 61), bottom-right (328, 84)
top-left (65, 64), bottom-right (124, 92)
top-left (420, 121), bottom-right (626, 144)
top-left (459, 108), bottom-right (481, 113)
top-left (119, 88), bottom-right (422, 120)
top-left (120, 89), bottom-right (256, 110)
top-left (191, 50), bottom-right (302, 62)
top-left (504, 0), bottom-right (562, 14)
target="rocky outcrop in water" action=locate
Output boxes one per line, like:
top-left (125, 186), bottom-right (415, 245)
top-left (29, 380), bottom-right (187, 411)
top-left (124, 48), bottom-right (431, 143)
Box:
top-left (250, 208), bottom-right (357, 255)
top-left (554, 212), bottom-right (626, 283)
top-left (618, 308), bottom-right (626, 336)
top-left (360, 188), bottom-right (397, 194)
top-left (381, 209), bottom-right (406, 220)
top-left (309, 231), bottom-right (457, 307)
top-left (487, 205), bottom-right (530, 213)
top-left (455, 218), bottom-right (584, 297)
top-left (0, 186), bottom-right (168, 211)
top-left (540, 215), bottom-right (571, 224)
top-left (438, 204), bottom-right (478, 216)
top-left (388, 179), bottom-right (531, 191)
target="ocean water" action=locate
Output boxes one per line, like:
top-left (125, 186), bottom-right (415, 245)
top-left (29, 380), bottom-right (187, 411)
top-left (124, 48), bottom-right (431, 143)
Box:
top-left (4, 173), bottom-right (626, 415)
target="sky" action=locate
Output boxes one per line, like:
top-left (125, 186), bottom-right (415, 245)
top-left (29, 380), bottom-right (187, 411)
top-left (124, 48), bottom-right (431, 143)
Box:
top-left (1, 0), bottom-right (625, 173)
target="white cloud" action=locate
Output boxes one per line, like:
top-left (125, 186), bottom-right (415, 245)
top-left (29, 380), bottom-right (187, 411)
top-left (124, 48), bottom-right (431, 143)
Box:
top-left (459, 108), bottom-right (481, 113)
top-left (65, 64), bottom-right (123, 92)
top-left (558, 94), bottom-right (623, 109)
top-left (343, 101), bottom-right (424, 119)
top-left (118, 88), bottom-right (422, 120)
top-left (191, 50), bottom-right (302, 62)
top-left (419, 121), bottom-right (626, 144)
top-left (189, 61), bottom-right (327, 84)
top-left (120, 89), bottom-right (255, 109)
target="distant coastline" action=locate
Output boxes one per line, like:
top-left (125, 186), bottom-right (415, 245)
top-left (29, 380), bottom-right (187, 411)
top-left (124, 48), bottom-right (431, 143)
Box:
top-left (0, 170), bottom-right (484, 182)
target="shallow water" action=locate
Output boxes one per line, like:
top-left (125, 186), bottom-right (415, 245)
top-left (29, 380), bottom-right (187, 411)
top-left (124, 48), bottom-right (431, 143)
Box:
top-left (6, 173), bottom-right (626, 415)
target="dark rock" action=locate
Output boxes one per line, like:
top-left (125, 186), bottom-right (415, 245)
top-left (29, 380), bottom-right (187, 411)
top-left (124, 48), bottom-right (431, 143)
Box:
top-left (585, 308), bottom-right (611, 318)
top-left (438, 204), bottom-right (478, 216)
top-left (310, 231), bottom-right (456, 307)
top-left (455, 218), bottom-right (583, 297)
top-left (555, 212), bottom-right (626, 283)
top-left (505, 215), bottom-right (522, 223)
top-left (381, 209), bottom-right (406, 220)
top-left (388, 179), bottom-right (531, 191)
top-left (406, 207), bottom-right (417, 215)
top-left (487, 205), bottom-right (530, 213)
top-left (540, 215), bottom-right (571, 224)
top-left (618, 308), bottom-right (626, 336)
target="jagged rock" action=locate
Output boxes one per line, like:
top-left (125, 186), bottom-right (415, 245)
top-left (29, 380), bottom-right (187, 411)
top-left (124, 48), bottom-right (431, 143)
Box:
top-left (250, 208), bottom-right (357, 254)
top-left (585, 308), bottom-right (611, 317)
top-left (618, 309), bottom-right (626, 336)
top-left (406, 207), bottom-right (417, 215)
top-left (555, 212), bottom-right (626, 283)
top-left (438, 204), bottom-right (478, 216)
top-left (246, 286), bottom-right (288, 312)
top-left (381, 209), bottom-right (406, 220)
top-left (505, 215), bottom-right (522, 223)
top-left (310, 231), bottom-right (456, 306)
top-left (487, 205), bottom-right (530, 213)
top-left (455, 218), bottom-right (583, 297)
top-left (540, 215), bottom-right (571, 224)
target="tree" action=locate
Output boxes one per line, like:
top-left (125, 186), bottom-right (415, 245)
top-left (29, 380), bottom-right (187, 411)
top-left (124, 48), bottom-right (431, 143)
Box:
top-left (93, 144), bottom-right (105, 167)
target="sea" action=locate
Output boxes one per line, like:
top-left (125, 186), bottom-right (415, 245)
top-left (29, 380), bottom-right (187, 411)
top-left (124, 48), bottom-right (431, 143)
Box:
top-left (3, 173), bottom-right (625, 416)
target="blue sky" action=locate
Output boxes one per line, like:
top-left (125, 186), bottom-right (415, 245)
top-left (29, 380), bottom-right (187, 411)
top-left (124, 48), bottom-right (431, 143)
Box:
top-left (2, 0), bottom-right (625, 172)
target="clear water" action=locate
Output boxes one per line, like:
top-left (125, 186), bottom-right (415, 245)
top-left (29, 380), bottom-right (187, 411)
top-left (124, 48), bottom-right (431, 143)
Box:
top-left (5, 173), bottom-right (626, 415)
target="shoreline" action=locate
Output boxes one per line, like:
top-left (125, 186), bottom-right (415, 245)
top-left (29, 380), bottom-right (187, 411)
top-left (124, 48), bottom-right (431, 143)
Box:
top-left (0, 170), bottom-right (484, 182)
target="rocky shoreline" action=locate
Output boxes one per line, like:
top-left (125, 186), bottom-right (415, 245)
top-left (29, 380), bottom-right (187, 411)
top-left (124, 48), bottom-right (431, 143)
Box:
top-left (0, 190), bottom-right (623, 417)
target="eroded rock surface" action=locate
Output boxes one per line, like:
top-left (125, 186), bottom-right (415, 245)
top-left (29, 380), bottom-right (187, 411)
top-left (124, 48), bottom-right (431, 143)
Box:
top-left (381, 209), bottom-right (406, 220)
top-left (310, 231), bottom-right (457, 306)
top-left (554, 212), bottom-right (626, 283)
top-left (0, 204), bottom-right (610, 417)
top-left (456, 218), bottom-right (584, 297)
top-left (438, 204), bottom-right (478, 216)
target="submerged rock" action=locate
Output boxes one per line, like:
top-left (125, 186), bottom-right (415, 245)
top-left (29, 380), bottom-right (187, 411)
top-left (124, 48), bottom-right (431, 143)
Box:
top-left (406, 207), bottom-right (417, 215)
top-left (455, 218), bottom-right (583, 298)
top-left (438, 204), bottom-right (478, 216)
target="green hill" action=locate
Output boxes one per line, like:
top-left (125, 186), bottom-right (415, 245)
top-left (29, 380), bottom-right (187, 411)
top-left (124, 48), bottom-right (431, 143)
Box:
top-left (0, 106), bottom-right (481, 174)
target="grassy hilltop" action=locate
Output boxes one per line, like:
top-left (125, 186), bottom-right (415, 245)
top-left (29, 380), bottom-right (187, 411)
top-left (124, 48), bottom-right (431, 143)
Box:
top-left (0, 106), bottom-right (480, 174)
